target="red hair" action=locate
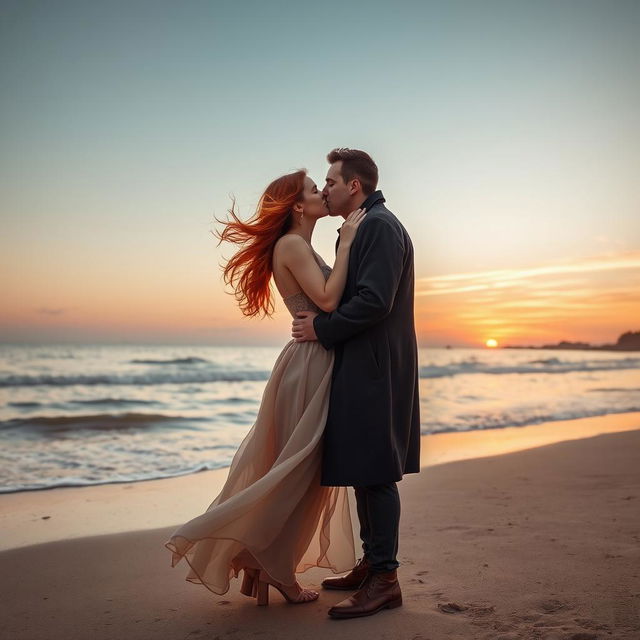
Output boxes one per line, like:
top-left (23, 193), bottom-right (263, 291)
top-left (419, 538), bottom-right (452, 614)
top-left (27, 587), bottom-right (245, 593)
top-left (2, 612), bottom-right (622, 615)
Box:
top-left (213, 169), bottom-right (307, 318)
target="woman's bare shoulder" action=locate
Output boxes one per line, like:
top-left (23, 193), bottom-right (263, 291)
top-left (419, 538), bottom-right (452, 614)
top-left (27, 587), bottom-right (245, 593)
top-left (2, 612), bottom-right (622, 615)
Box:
top-left (273, 234), bottom-right (311, 258)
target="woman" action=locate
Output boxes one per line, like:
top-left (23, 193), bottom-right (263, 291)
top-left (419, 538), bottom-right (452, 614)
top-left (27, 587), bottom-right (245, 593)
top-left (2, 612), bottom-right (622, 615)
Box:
top-left (164, 169), bottom-right (367, 606)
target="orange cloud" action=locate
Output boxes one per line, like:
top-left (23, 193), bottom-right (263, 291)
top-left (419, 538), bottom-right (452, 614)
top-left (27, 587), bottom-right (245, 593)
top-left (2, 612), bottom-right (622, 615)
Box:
top-left (414, 251), bottom-right (640, 347)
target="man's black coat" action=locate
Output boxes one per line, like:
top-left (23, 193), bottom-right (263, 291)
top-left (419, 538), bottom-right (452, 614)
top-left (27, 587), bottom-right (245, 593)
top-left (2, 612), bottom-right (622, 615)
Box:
top-left (313, 190), bottom-right (421, 486)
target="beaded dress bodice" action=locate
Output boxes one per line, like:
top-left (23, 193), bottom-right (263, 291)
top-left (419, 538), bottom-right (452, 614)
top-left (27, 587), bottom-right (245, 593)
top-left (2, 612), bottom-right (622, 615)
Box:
top-left (282, 264), bottom-right (332, 318)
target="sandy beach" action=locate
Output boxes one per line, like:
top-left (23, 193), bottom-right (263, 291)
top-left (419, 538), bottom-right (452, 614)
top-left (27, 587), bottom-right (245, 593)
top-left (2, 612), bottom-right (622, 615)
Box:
top-left (2, 412), bottom-right (639, 639)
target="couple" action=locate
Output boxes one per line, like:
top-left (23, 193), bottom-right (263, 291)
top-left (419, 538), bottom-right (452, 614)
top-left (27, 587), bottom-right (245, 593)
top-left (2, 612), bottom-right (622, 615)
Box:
top-left (164, 148), bottom-right (421, 620)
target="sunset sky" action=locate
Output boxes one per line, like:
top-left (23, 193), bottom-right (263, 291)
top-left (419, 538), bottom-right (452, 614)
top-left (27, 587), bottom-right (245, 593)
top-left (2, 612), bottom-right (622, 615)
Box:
top-left (1, 0), bottom-right (638, 347)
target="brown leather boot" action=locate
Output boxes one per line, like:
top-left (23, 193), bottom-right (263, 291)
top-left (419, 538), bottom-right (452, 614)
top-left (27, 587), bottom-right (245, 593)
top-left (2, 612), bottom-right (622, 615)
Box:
top-left (327, 569), bottom-right (402, 619)
top-left (321, 556), bottom-right (371, 590)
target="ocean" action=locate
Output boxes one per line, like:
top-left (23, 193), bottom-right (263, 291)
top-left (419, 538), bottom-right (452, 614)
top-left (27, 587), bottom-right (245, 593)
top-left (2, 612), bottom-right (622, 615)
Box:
top-left (1, 343), bottom-right (638, 493)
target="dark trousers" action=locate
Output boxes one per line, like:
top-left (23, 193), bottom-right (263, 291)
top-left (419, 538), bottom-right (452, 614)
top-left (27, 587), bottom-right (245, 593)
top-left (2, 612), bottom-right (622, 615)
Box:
top-left (353, 482), bottom-right (400, 573)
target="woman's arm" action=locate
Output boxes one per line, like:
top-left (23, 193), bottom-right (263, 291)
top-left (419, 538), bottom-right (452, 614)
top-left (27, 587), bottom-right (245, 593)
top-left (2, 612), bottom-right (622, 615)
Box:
top-left (276, 208), bottom-right (366, 313)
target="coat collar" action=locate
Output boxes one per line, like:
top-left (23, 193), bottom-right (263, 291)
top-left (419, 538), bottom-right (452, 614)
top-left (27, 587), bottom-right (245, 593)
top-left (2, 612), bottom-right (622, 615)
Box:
top-left (360, 189), bottom-right (385, 212)
top-left (336, 190), bottom-right (385, 234)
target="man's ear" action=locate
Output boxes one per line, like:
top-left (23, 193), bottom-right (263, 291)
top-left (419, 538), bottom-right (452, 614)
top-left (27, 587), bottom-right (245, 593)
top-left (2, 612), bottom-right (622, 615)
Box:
top-left (348, 178), bottom-right (361, 196)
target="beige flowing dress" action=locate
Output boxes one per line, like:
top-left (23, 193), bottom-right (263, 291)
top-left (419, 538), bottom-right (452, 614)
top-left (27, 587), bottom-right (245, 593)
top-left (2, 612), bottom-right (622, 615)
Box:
top-left (164, 261), bottom-right (356, 595)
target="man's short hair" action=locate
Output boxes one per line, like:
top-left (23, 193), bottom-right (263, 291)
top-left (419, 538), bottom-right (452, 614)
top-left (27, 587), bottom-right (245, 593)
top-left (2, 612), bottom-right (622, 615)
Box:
top-left (326, 148), bottom-right (378, 196)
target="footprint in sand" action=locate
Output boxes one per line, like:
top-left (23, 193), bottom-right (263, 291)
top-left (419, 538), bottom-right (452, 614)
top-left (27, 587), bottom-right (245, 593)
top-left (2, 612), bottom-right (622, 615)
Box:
top-left (437, 601), bottom-right (496, 617)
top-left (437, 602), bottom-right (468, 613)
top-left (508, 600), bottom-right (612, 640)
top-left (536, 597), bottom-right (569, 614)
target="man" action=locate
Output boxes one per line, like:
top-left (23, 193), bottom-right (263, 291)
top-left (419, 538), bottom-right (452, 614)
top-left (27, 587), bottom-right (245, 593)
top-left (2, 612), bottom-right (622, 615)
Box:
top-left (291, 148), bottom-right (421, 619)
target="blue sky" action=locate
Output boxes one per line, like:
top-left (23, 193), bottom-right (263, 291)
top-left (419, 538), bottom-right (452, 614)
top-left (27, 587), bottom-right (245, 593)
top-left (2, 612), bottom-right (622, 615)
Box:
top-left (1, 0), bottom-right (639, 345)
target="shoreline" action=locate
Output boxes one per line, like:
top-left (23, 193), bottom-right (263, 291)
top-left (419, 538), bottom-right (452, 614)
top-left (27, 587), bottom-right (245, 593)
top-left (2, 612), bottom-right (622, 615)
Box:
top-left (1, 411), bottom-right (639, 552)
top-left (4, 410), bottom-right (639, 497)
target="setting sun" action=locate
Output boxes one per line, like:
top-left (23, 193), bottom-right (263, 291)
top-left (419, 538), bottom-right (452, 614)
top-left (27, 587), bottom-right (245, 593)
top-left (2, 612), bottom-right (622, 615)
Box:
top-left (486, 339), bottom-right (498, 348)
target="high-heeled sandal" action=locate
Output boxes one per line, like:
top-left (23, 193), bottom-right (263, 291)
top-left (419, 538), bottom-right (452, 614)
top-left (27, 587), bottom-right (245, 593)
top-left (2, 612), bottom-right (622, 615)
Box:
top-left (239, 567), bottom-right (259, 598)
top-left (255, 569), bottom-right (319, 606)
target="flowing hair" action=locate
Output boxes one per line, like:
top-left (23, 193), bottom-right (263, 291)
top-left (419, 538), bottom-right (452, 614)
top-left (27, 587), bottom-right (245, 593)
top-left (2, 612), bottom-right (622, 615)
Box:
top-left (213, 169), bottom-right (307, 318)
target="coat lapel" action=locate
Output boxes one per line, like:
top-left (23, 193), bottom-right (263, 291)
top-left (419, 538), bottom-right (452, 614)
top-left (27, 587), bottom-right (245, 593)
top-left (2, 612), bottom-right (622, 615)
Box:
top-left (334, 190), bottom-right (386, 255)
